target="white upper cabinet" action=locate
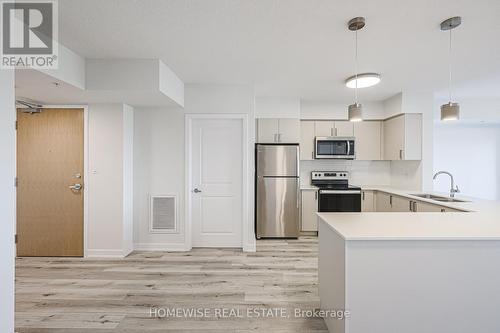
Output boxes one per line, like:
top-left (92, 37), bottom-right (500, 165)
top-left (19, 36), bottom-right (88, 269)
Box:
top-left (278, 118), bottom-right (300, 143)
top-left (257, 118), bottom-right (279, 143)
top-left (334, 121), bottom-right (354, 137)
top-left (314, 120), bottom-right (353, 137)
top-left (314, 121), bottom-right (335, 137)
top-left (257, 118), bottom-right (300, 143)
top-left (300, 121), bottom-right (315, 160)
top-left (354, 121), bottom-right (382, 160)
top-left (383, 114), bottom-right (422, 160)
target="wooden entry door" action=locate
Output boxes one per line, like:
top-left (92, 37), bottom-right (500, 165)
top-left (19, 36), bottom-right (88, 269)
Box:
top-left (17, 108), bottom-right (84, 257)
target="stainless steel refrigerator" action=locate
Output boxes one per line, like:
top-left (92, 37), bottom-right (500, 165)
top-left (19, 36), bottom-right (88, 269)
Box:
top-left (256, 144), bottom-right (299, 238)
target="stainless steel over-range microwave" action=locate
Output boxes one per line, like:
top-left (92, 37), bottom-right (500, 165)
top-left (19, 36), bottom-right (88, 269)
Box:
top-left (315, 137), bottom-right (355, 159)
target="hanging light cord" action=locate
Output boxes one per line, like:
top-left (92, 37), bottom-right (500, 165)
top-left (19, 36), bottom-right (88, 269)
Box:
top-left (448, 29), bottom-right (452, 103)
top-left (354, 28), bottom-right (358, 104)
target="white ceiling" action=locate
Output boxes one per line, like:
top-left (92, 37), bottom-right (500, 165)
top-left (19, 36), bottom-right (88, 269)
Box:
top-left (44, 0), bottom-right (500, 102)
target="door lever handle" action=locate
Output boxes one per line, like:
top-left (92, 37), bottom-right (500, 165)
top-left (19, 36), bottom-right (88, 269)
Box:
top-left (193, 188), bottom-right (202, 193)
top-left (69, 183), bottom-right (82, 191)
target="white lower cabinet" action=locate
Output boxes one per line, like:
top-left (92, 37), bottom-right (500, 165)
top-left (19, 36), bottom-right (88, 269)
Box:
top-left (301, 190), bottom-right (318, 231)
top-left (413, 200), bottom-right (464, 212)
top-left (391, 195), bottom-right (412, 212)
top-left (373, 191), bottom-right (465, 213)
top-left (413, 200), bottom-right (442, 212)
top-left (361, 190), bottom-right (375, 212)
top-left (441, 207), bottom-right (464, 212)
top-left (375, 192), bottom-right (392, 212)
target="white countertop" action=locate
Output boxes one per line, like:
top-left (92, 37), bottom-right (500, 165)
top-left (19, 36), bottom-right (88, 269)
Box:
top-left (318, 186), bottom-right (500, 241)
top-left (358, 185), bottom-right (499, 213)
top-left (300, 185), bottom-right (318, 190)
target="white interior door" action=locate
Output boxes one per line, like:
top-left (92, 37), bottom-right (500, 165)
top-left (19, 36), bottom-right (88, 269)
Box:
top-left (191, 118), bottom-right (243, 247)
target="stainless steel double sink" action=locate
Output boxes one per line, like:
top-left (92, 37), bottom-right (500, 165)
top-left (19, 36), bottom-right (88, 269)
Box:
top-left (412, 193), bottom-right (467, 203)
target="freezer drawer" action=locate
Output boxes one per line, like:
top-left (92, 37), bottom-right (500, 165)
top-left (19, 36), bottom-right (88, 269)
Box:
top-left (256, 144), bottom-right (299, 177)
top-left (256, 177), bottom-right (299, 238)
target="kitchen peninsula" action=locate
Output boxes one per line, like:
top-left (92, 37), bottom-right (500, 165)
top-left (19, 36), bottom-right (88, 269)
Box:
top-left (318, 188), bottom-right (500, 333)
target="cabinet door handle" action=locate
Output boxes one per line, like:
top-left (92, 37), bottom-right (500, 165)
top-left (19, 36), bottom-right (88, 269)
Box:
top-left (399, 149), bottom-right (403, 160)
top-left (362, 191), bottom-right (365, 200)
top-left (413, 201), bottom-right (417, 212)
top-left (315, 191), bottom-right (318, 200)
top-left (311, 151), bottom-right (314, 159)
top-left (409, 201), bottom-right (413, 212)
top-left (389, 195), bottom-right (393, 206)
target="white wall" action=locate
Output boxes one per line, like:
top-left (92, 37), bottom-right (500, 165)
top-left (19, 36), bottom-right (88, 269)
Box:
top-left (300, 160), bottom-right (391, 187)
top-left (122, 105), bottom-right (134, 255)
top-left (434, 123), bottom-right (500, 200)
top-left (133, 106), bottom-right (186, 250)
top-left (87, 103), bottom-right (134, 257)
top-left (301, 100), bottom-right (386, 120)
top-left (434, 97), bottom-right (500, 123)
top-left (0, 70), bottom-right (15, 333)
top-left (133, 84), bottom-right (256, 251)
top-left (255, 97), bottom-right (300, 118)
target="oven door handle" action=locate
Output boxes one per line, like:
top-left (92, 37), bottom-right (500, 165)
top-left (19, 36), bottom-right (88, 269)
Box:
top-left (320, 190), bottom-right (361, 194)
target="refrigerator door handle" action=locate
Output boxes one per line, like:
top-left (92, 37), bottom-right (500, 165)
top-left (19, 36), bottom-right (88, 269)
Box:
top-left (296, 180), bottom-right (300, 208)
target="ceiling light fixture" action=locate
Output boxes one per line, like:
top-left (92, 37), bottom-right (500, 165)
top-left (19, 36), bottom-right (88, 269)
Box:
top-left (440, 16), bottom-right (461, 121)
top-left (347, 17), bottom-right (365, 122)
top-left (345, 73), bottom-right (381, 89)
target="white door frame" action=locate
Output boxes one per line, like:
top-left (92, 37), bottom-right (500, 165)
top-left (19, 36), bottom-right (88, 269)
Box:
top-left (185, 113), bottom-right (249, 250)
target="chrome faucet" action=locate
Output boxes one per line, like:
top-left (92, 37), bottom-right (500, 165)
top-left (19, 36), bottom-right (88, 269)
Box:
top-left (433, 171), bottom-right (460, 198)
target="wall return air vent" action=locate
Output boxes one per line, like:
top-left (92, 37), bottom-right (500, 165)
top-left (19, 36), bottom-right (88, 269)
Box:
top-left (150, 195), bottom-right (178, 233)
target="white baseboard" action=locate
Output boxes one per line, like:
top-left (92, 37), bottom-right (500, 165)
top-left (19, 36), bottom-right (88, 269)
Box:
top-left (133, 243), bottom-right (189, 252)
top-left (86, 249), bottom-right (125, 258)
top-left (243, 242), bottom-right (256, 252)
top-left (122, 247), bottom-right (133, 257)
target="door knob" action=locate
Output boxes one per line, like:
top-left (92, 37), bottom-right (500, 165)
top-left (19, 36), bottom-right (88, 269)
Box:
top-left (69, 183), bottom-right (83, 191)
top-left (193, 188), bottom-right (202, 193)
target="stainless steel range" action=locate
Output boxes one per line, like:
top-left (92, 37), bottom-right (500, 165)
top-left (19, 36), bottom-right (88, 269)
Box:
top-left (311, 171), bottom-right (361, 212)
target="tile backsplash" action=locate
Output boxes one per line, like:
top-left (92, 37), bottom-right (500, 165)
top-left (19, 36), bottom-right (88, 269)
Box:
top-left (300, 160), bottom-right (391, 187)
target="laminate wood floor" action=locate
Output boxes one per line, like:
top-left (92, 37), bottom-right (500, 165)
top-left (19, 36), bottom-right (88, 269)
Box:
top-left (15, 237), bottom-right (327, 333)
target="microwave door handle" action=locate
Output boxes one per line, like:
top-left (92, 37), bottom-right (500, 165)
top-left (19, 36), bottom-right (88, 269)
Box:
top-left (347, 140), bottom-right (350, 156)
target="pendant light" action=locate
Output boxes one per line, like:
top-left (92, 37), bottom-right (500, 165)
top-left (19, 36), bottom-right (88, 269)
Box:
top-left (440, 16), bottom-right (461, 121)
top-left (348, 17), bottom-right (365, 122)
